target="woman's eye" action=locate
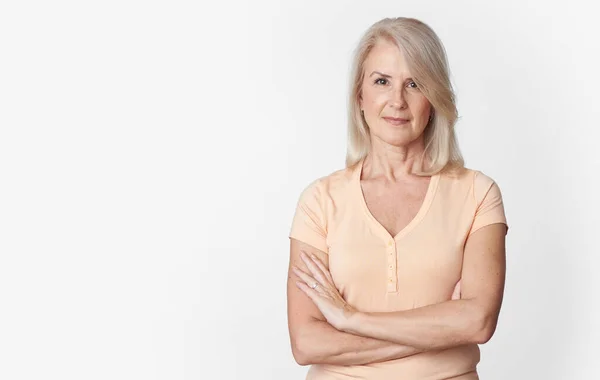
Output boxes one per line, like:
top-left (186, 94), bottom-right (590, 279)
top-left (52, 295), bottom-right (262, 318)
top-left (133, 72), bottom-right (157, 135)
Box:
top-left (374, 78), bottom-right (418, 89)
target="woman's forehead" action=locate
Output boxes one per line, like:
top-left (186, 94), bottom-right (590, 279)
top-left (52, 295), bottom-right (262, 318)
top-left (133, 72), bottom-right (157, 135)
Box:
top-left (364, 42), bottom-right (412, 77)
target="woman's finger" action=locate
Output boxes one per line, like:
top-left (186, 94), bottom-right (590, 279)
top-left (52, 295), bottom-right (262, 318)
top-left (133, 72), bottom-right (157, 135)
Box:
top-left (300, 251), bottom-right (328, 285)
top-left (295, 281), bottom-right (320, 301)
top-left (310, 254), bottom-right (333, 283)
top-left (292, 266), bottom-right (323, 293)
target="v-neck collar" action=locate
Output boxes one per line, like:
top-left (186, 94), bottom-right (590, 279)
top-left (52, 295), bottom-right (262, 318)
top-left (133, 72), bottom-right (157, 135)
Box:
top-left (354, 157), bottom-right (440, 242)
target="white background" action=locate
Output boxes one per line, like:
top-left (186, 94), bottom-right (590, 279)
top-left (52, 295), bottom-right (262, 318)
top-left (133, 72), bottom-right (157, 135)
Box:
top-left (1, 1), bottom-right (599, 379)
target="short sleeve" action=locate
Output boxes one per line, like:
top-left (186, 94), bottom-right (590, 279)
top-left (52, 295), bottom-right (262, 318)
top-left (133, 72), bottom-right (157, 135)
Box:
top-left (289, 179), bottom-right (328, 253)
top-left (468, 171), bottom-right (509, 236)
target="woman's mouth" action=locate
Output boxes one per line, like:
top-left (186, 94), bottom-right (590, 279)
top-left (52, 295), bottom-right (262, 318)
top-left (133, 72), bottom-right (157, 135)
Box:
top-left (383, 117), bottom-right (410, 126)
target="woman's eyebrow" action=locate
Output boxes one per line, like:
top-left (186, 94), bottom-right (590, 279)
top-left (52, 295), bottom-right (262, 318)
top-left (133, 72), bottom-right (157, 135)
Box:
top-left (369, 71), bottom-right (413, 81)
top-left (369, 71), bottom-right (392, 78)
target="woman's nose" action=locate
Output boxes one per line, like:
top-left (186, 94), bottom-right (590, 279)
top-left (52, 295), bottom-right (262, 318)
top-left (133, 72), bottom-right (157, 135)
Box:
top-left (389, 86), bottom-right (407, 108)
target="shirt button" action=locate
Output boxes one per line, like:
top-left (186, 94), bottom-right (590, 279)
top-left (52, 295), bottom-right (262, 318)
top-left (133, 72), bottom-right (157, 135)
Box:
top-left (388, 240), bottom-right (393, 246)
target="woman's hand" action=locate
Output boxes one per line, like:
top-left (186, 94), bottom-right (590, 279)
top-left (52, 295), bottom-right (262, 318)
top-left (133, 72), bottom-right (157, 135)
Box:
top-left (292, 250), bottom-right (357, 331)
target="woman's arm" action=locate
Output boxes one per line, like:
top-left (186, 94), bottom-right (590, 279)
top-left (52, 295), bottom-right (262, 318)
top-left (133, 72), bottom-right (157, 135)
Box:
top-left (341, 223), bottom-right (507, 350)
top-left (287, 238), bottom-right (423, 366)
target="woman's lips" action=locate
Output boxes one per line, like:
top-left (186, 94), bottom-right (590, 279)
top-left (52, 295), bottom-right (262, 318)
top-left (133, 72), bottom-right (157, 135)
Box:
top-left (383, 117), bottom-right (409, 126)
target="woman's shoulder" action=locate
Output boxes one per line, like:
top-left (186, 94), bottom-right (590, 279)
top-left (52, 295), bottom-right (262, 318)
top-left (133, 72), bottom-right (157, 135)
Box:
top-left (438, 166), bottom-right (504, 201)
top-left (296, 164), bottom-right (356, 199)
top-left (440, 165), bottom-right (499, 185)
top-left (439, 166), bottom-right (505, 206)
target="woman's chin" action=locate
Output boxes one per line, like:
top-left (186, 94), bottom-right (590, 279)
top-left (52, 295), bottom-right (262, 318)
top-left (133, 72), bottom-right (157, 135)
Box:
top-left (373, 131), bottom-right (419, 148)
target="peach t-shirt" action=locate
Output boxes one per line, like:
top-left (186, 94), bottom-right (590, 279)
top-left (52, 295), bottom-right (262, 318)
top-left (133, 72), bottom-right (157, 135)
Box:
top-left (289, 158), bottom-right (508, 380)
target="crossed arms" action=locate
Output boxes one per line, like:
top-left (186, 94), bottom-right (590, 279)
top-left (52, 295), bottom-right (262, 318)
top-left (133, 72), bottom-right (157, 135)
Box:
top-left (286, 223), bottom-right (507, 366)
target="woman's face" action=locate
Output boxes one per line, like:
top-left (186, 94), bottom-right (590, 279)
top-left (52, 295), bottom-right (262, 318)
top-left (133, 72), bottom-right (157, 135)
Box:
top-left (359, 39), bottom-right (432, 148)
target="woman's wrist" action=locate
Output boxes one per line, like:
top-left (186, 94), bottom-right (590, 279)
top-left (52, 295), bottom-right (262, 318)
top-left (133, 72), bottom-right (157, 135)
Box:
top-left (341, 308), bottom-right (363, 334)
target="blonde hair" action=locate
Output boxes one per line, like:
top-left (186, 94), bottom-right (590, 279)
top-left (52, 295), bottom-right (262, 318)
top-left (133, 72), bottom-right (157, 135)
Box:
top-left (346, 17), bottom-right (464, 175)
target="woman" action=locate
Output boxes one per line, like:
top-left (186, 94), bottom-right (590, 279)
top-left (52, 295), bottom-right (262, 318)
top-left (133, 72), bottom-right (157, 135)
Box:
top-left (287, 17), bottom-right (508, 380)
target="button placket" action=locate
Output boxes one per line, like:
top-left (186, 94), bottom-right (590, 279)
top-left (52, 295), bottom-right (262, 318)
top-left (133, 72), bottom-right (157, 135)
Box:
top-left (386, 239), bottom-right (397, 292)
